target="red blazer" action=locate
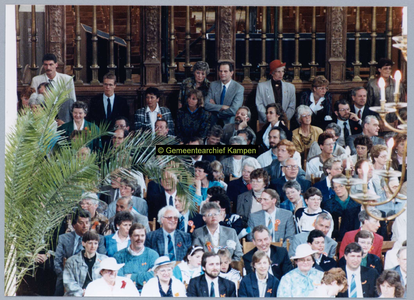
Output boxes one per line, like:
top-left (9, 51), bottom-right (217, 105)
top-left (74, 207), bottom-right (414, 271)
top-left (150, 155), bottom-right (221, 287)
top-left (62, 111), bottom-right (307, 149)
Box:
top-left (339, 228), bottom-right (383, 258)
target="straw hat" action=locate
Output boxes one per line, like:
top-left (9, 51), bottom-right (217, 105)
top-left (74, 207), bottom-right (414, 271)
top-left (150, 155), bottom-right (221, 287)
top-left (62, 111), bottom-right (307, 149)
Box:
top-left (269, 60), bottom-right (286, 74)
top-left (97, 257), bottom-right (125, 273)
top-left (151, 256), bottom-right (175, 272)
top-left (291, 244), bottom-right (318, 260)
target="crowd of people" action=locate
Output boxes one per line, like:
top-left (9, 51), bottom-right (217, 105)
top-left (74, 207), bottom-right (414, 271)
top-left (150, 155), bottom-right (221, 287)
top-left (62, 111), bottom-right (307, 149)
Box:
top-left (20, 53), bottom-right (407, 297)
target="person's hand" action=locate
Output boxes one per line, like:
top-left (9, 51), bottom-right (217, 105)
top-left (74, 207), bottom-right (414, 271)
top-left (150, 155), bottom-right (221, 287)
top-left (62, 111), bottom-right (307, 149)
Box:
top-left (238, 120), bottom-right (248, 129)
top-left (194, 179), bottom-right (201, 190)
top-left (209, 99), bottom-right (215, 104)
top-left (220, 105), bottom-right (230, 111)
top-left (35, 254), bottom-right (48, 264)
top-left (348, 112), bottom-right (359, 122)
top-left (56, 119), bottom-right (65, 126)
top-left (178, 102), bottom-right (182, 109)
top-left (82, 289), bottom-right (86, 296)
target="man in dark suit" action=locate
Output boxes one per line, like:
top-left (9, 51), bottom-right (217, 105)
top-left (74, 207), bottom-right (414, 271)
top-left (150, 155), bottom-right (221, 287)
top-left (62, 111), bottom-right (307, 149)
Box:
top-left (333, 98), bottom-right (362, 147)
top-left (270, 158), bottom-right (311, 202)
top-left (390, 247), bottom-right (407, 289)
top-left (346, 115), bottom-right (385, 155)
top-left (247, 189), bottom-right (295, 244)
top-left (243, 225), bottom-right (293, 280)
top-left (187, 252), bottom-right (236, 297)
top-left (54, 209), bottom-right (106, 296)
top-left (350, 87), bottom-right (377, 121)
top-left (204, 61), bottom-right (244, 125)
top-left (221, 106), bottom-right (256, 145)
top-left (338, 243), bottom-right (379, 298)
top-left (87, 73), bottom-right (129, 130)
top-left (145, 206), bottom-right (192, 261)
top-left (175, 194), bottom-right (205, 234)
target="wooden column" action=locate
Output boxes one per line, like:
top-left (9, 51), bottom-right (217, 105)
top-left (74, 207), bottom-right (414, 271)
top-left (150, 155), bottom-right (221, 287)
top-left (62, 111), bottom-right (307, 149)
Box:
top-left (368, 7), bottom-right (377, 80)
top-left (352, 7), bottom-right (362, 82)
top-left (45, 5), bottom-right (66, 73)
top-left (16, 5), bottom-right (22, 84)
top-left (124, 6), bottom-right (133, 84)
top-left (29, 5), bottom-right (38, 79)
top-left (216, 6), bottom-right (236, 68)
top-left (325, 7), bottom-right (347, 83)
top-left (142, 6), bottom-right (162, 85)
top-left (90, 6), bottom-right (100, 85)
top-left (73, 6), bottom-right (83, 85)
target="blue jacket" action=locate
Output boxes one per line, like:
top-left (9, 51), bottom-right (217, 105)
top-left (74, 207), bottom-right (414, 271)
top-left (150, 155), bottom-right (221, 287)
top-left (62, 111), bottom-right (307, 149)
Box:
top-left (238, 272), bottom-right (279, 297)
top-left (104, 234), bottom-right (131, 257)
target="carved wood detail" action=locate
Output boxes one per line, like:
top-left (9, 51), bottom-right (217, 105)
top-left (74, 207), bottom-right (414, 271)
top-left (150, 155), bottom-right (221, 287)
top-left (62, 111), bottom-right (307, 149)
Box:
top-left (216, 6), bottom-right (236, 65)
top-left (45, 6), bottom-right (66, 72)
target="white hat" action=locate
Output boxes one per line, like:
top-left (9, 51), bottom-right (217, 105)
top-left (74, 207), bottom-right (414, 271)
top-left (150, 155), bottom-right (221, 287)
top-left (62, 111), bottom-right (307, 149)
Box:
top-left (151, 256), bottom-right (175, 272)
top-left (98, 257), bottom-right (125, 273)
top-left (291, 244), bottom-right (318, 260)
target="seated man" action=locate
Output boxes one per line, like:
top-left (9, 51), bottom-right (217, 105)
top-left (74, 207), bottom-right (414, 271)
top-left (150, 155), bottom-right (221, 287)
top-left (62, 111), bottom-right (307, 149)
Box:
top-left (203, 61), bottom-right (244, 125)
top-left (321, 174), bottom-right (361, 241)
top-left (63, 231), bottom-right (108, 296)
top-left (295, 187), bottom-right (333, 237)
top-left (242, 225), bottom-right (293, 280)
top-left (288, 213), bottom-right (337, 258)
top-left (247, 189), bottom-right (295, 244)
top-left (79, 192), bottom-right (108, 236)
top-left (192, 202), bottom-right (243, 261)
top-left (134, 87), bottom-right (175, 135)
top-left (338, 230), bottom-right (383, 274)
top-left (337, 243), bottom-right (379, 298)
top-left (339, 209), bottom-right (384, 259)
top-left (305, 132), bottom-right (335, 180)
top-left (313, 157), bottom-right (343, 202)
top-left (114, 223), bottom-right (159, 291)
top-left (270, 157), bottom-right (311, 203)
top-left (389, 246), bottom-right (407, 289)
top-left (187, 252), bottom-right (237, 297)
top-left (346, 115), bottom-right (385, 155)
top-left (236, 128), bottom-right (254, 145)
top-left (280, 180), bottom-right (307, 213)
top-left (221, 106), bottom-right (256, 145)
top-left (145, 206), bottom-right (192, 261)
top-left (107, 197), bottom-right (150, 233)
top-left (54, 209), bottom-right (106, 296)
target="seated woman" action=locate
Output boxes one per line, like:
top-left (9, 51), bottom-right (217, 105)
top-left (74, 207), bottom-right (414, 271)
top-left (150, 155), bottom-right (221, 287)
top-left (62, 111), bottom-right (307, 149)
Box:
top-left (307, 230), bottom-right (337, 271)
top-left (58, 102), bottom-right (101, 151)
top-left (141, 256), bottom-right (187, 297)
top-left (210, 160), bottom-right (228, 190)
top-left (298, 75), bottom-right (333, 130)
top-left (18, 86), bottom-right (36, 112)
top-left (176, 88), bottom-right (211, 142)
top-left (277, 244), bottom-right (324, 297)
top-left (371, 144), bottom-right (389, 170)
top-left (104, 211), bottom-right (133, 257)
top-left (280, 180), bottom-right (307, 213)
top-left (218, 248), bottom-right (242, 293)
top-left (178, 61), bottom-right (210, 109)
top-left (292, 105), bottom-right (323, 161)
top-left (376, 270), bottom-right (405, 298)
top-left (391, 133), bottom-right (407, 182)
top-left (173, 245), bottom-right (204, 284)
top-left (350, 135), bottom-right (373, 165)
top-left (256, 103), bottom-right (292, 153)
top-left (238, 250), bottom-right (279, 297)
top-left (308, 268), bottom-right (348, 297)
top-left (193, 160), bottom-right (224, 203)
top-left (220, 136), bottom-right (249, 180)
top-left (84, 257), bottom-right (139, 296)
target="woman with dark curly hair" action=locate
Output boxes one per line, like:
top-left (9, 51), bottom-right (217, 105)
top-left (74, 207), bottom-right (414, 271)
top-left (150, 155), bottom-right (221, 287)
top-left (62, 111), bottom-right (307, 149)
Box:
top-left (176, 88), bottom-right (211, 141)
top-left (376, 270), bottom-right (405, 298)
top-left (18, 86), bottom-right (36, 111)
top-left (194, 160), bottom-right (224, 203)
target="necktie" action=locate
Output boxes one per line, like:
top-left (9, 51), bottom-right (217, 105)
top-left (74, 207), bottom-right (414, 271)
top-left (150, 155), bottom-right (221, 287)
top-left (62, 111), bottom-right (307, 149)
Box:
top-left (349, 274), bottom-right (357, 298)
top-left (178, 215), bottom-right (185, 232)
top-left (220, 85), bottom-right (226, 105)
top-left (74, 236), bottom-right (83, 255)
top-left (343, 121), bottom-right (350, 141)
top-left (357, 109), bottom-right (362, 119)
top-left (267, 218), bottom-right (274, 241)
top-left (106, 98), bottom-right (112, 119)
top-left (48, 79), bottom-right (54, 85)
top-left (167, 234), bottom-right (175, 261)
top-left (210, 282), bottom-right (215, 297)
top-left (169, 195), bottom-right (174, 206)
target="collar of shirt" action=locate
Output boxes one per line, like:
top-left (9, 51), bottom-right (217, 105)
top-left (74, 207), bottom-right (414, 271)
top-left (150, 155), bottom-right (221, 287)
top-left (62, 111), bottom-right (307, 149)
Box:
top-left (127, 245), bottom-right (145, 256)
top-left (46, 73), bottom-right (58, 81)
top-left (113, 231), bottom-right (130, 243)
top-left (103, 94), bottom-right (115, 114)
top-left (146, 103), bottom-right (160, 113)
top-left (191, 156), bottom-right (203, 164)
top-left (207, 225), bottom-right (220, 237)
top-left (222, 80), bottom-right (232, 91)
top-left (265, 210), bottom-right (276, 224)
top-left (182, 211), bottom-right (190, 232)
top-left (73, 119), bottom-right (85, 130)
top-left (205, 275), bottom-right (220, 297)
top-left (309, 92), bottom-right (325, 112)
top-left (187, 105), bottom-right (199, 114)
top-left (354, 105), bottom-right (364, 114)
top-left (165, 190), bottom-right (177, 206)
top-left (162, 228), bottom-right (175, 240)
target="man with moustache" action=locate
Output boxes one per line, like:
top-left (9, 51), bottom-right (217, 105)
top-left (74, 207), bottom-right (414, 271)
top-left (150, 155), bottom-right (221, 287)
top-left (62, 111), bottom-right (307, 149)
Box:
top-left (333, 99), bottom-right (362, 147)
top-left (221, 106), bottom-right (256, 145)
top-left (114, 223), bottom-right (159, 291)
top-left (63, 231), bottom-right (108, 296)
top-left (187, 252), bottom-right (236, 297)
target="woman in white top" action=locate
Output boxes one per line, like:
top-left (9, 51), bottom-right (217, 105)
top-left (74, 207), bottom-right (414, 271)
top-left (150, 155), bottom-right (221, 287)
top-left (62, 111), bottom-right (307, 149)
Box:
top-left (84, 257), bottom-right (139, 297)
top-left (141, 256), bottom-right (187, 297)
top-left (308, 267), bottom-right (347, 297)
top-left (173, 245), bottom-right (204, 285)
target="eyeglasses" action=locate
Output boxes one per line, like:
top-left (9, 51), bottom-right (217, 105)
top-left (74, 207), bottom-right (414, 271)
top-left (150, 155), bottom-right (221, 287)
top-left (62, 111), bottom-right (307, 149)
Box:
top-left (333, 184), bottom-right (345, 190)
top-left (301, 114), bottom-right (312, 118)
top-left (251, 179), bottom-right (264, 183)
top-left (163, 216), bottom-right (179, 221)
top-left (316, 86), bottom-right (329, 91)
top-left (283, 165), bottom-right (298, 170)
top-left (205, 213), bottom-right (220, 218)
top-left (338, 108), bottom-right (350, 112)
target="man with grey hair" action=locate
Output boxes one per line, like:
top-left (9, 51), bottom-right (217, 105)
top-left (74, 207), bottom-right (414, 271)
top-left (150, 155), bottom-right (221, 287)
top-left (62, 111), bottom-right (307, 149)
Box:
top-left (226, 157), bottom-right (261, 212)
top-left (390, 246), bottom-right (407, 290)
top-left (288, 212), bottom-right (337, 258)
top-left (222, 106), bottom-right (256, 145)
top-left (350, 87), bottom-right (377, 121)
top-left (339, 208), bottom-right (383, 258)
top-left (79, 192), bottom-right (108, 236)
top-left (346, 115), bottom-right (385, 155)
top-left (257, 127), bottom-right (302, 168)
top-left (192, 202), bottom-right (243, 260)
top-left (107, 196), bottom-right (150, 233)
top-left (145, 205), bottom-right (191, 261)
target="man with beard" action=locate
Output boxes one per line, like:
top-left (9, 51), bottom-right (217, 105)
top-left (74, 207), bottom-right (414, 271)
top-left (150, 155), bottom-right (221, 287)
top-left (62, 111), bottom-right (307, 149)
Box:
top-left (333, 99), bottom-right (362, 147)
top-left (113, 223), bottom-right (159, 291)
top-left (63, 231), bottom-right (108, 296)
top-left (221, 106), bottom-right (256, 145)
top-left (187, 252), bottom-right (236, 297)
